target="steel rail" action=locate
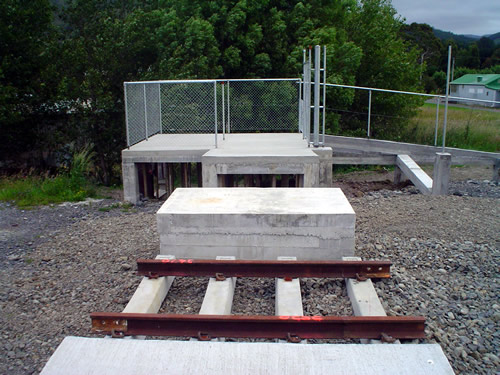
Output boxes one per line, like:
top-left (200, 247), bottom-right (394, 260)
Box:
top-left (90, 313), bottom-right (425, 341)
top-left (136, 259), bottom-right (391, 279)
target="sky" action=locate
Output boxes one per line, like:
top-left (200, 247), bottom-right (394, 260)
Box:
top-left (390, 0), bottom-right (500, 36)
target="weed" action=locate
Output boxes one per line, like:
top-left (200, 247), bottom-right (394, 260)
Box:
top-left (0, 146), bottom-right (98, 207)
top-left (403, 104), bottom-right (500, 151)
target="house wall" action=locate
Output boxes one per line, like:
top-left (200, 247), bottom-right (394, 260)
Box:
top-left (451, 84), bottom-right (499, 107)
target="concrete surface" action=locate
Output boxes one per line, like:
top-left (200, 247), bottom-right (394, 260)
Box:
top-left (199, 256), bottom-right (236, 316)
top-left (275, 257), bottom-right (304, 317)
top-left (157, 188), bottom-right (355, 260)
top-left (122, 255), bottom-right (175, 314)
top-left (343, 256), bottom-right (391, 345)
top-left (396, 154), bottom-right (433, 195)
top-left (41, 337), bottom-right (455, 375)
top-left (122, 133), bottom-right (333, 204)
top-left (432, 153), bottom-right (451, 195)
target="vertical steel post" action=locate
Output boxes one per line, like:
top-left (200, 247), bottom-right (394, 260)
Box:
top-left (305, 48), bottom-right (312, 145)
top-left (227, 81), bottom-right (231, 134)
top-left (313, 45), bottom-right (320, 147)
top-left (158, 83), bottom-right (162, 134)
top-left (222, 82), bottom-right (225, 140)
top-left (143, 84), bottom-right (149, 140)
top-left (301, 49), bottom-right (306, 138)
top-left (322, 45), bottom-right (327, 146)
top-left (124, 83), bottom-right (130, 148)
top-left (434, 97), bottom-right (440, 146)
top-left (214, 82), bottom-right (218, 148)
top-left (367, 89), bottom-right (372, 138)
top-left (442, 45), bottom-right (452, 152)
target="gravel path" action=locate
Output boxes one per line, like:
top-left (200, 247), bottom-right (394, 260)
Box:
top-left (0, 167), bottom-right (498, 374)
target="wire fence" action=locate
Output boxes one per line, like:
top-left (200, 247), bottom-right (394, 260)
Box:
top-left (324, 84), bottom-right (500, 152)
top-left (124, 79), bottom-right (300, 147)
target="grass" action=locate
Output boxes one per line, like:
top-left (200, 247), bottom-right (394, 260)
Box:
top-left (404, 103), bottom-right (500, 152)
top-left (0, 147), bottom-right (97, 208)
top-left (0, 174), bottom-right (97, 208)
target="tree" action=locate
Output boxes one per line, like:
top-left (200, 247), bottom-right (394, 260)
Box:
top-left (343, 0), bottom-right (423, 138)
top-left (0, 0), bottom-right (59, 161)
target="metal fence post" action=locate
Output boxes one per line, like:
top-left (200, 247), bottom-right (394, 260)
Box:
top-left (222, 82), bottom-right (225, 140)
top-left (227, 81), bottom-right (231, 134)
top-left (214, 81), bottom-right (218, 148)
top-left (158, 83), bottom-right (162, 134)
top-left (442, 45), bottom-right (452, 152)
top-left (313, 45), bottom-right (320, 147)
top-left (434, 97), bottom-right (440, 146)
top-left (322, 45), bottom-right (327, 146)
top-left (124, 83), bottom-right (130, 148)
top-left (143, 84), bottom-right (149, 140)
top-left (367, 89), bottom-right (372, 138)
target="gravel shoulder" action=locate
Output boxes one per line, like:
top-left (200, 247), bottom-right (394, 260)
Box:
top-left (0, 165), bottom-right (499, 374)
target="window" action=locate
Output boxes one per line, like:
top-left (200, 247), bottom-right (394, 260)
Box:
top-left (477, 89), bottom-right (484, 94)
top-left (469, 88), bottom-right (475, 93)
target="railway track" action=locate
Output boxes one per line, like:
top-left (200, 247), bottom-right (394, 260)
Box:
top-left (90, 256), bottom-right (425, 343)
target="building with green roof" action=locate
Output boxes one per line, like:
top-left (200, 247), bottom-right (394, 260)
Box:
top-left (450, 74), bottom-right (500, 107)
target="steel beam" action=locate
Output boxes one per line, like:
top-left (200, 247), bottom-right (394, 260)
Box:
top-left (91, 313), bottom-right (425, 341)
top-left (136, 259), bottom-right (391, 279)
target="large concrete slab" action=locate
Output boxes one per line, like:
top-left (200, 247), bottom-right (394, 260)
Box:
top-left (41, 337), bottom-right (455, 375)
top-left (157, 188), bottom-right (355, 260)
top-left (122, 133), bottom-right (333, 203)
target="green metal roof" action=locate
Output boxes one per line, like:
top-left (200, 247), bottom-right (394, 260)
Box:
top-left (451, 74), bottom-right (500, 90)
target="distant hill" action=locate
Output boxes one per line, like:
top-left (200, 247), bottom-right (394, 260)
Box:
top-left (489, 32), bottom-right (500, 45)
top-left (433, 29), bottom-right (479, 47)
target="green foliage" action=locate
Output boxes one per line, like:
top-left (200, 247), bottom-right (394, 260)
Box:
top-left (402, 103), bottom-right (500, 152)
top-left (2, 0), bottom-right (446, 181)
top-left (0, 148), bottom-right (97, 207)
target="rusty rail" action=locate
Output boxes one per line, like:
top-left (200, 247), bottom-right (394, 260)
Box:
top-left (91, 313), bottom-right (425, 341)
top-left (136, 259), bottom-right (391, 279)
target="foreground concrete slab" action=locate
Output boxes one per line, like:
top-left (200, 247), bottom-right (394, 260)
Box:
top-left (41, 337), bottom-right (455, 375)
top-left (157, 188), bottom-right (355, 260)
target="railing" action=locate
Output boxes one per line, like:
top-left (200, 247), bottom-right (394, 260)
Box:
top-left (124, 79), bottom-right (301, 147)
top-left (324, 83), bottom-right (500, 150)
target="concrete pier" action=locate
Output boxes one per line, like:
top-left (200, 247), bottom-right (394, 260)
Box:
top-left (157, 188), bottom-right (355, 260)
top-left (122, 133), bottom-right (333, 204)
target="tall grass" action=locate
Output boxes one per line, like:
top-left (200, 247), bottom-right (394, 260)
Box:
top-left (0, 147), bottom-right (97, 207)
top-left (403, 103), bottom-right (500, 152)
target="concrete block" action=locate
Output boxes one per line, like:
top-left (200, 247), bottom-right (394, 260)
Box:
top-left (123, 255), bottom-right (175, 314)
top-left (343, 256), bottom-right (396, 345)
top-left (396, 154), bottom-right (432, 195)
top-left (157, 188), bottom-right (355, 260)
top-left (312, 147), bottom-right (333, 187)
top-left (41, 337), bottom-right (455, 375)
top-left (199, 256), bottom-right (236, 315)
top-left (122, 161), bottom-right (140, 204)
top-left (275, 257), bottom-right (304, 317)
top-left (432, 153), bottom-right (451, 195)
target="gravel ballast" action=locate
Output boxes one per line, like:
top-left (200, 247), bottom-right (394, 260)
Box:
top-left (0, 167), bottom-right (498, 374)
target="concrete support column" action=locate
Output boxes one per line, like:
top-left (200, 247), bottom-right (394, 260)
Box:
top-left (432, 152), bottom-right (451, 195)
top-left (122, 161), bottom-right (140, 204)
top-left (312, 147), bottom-right (333, 187)
top-left (202, 164), bottom-right (218, 187)
top-left (494, 158), bottom-right (499, 184)
top-left (393, 166), bottom-right (408, 185)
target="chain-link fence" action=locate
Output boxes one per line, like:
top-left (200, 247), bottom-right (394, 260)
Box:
top-left (124, 79), bottom-right (300, 147)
